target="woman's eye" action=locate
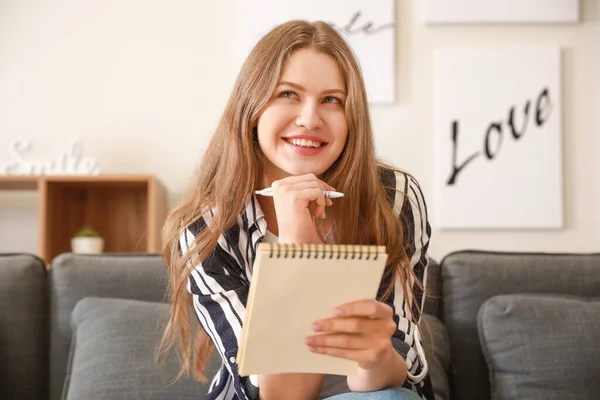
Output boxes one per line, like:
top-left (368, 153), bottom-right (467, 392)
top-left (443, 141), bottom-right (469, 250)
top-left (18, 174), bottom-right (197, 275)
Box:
top-left (324, 96), bottom-right (343, 105)
top-left (279, 91), bottom-right (296, 99)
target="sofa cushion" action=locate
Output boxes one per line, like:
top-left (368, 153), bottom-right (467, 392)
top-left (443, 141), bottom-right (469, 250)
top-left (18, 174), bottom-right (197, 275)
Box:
top-left (441, 251), bottom-right (600, 400)
top-left (63, 297), bottom-right (221, 400)
top-left (422, 259), bottom-right (442, 319)
top-left (421, 314), bottom-right (451, 400)
top-left (478, 294), bottom-right (600, 400)
top-left (50, 254), bottom-right (169, 400)
top-left (0, 253), bottom-right (48, 400)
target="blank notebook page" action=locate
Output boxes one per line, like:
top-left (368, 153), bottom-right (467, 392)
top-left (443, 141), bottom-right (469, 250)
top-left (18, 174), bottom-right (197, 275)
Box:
top-left (237, 244), bottom-right (388, 376)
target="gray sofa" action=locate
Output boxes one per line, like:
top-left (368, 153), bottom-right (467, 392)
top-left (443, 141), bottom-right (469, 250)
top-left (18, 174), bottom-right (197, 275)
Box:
top-left (0, 251), bottom-right (598, 400)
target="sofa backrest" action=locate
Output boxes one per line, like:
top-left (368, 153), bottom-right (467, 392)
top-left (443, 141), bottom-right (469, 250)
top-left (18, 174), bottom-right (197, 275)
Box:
top-left (0, 254), bottom-right (48, 400)
top-left (440, 251), bottom-right (600, 400)
top-left (49, 253), bottom-right (169, 400)
top-left (422, 258), bottom-right (442, 319)
top-left (1, 251), bottom-right (441, 400)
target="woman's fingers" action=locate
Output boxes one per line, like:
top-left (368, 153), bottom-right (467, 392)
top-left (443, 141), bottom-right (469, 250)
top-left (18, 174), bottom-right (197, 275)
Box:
top-left (322, 181), bottom-right (336, 191)
top-left (307, 346), bottom-right (369, 363)
top-left (305, 333), bottom-right (370, 350)
top-left (270, 173), bottom-right (336, 221)
top-left (305, 300), bottom-right (398, 370)
top-left (307, 345), bottom-right (390, 370)
top-left (334, 299), bottom-right (394, 319)
top-left (312, 317), bottom-right (386, 335)
top-left (277, 181), bottom-right (332, 219)
top-left (274, 173), bottom-right (336, 193)
top-left (311, 301), bottom-right (397, 336)
top-left (303, 187), bottom-right (327, 219)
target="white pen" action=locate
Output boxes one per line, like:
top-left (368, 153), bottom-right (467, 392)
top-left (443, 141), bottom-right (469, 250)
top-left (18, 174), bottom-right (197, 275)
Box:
top-left (255, 188), bottom-right (345, 199)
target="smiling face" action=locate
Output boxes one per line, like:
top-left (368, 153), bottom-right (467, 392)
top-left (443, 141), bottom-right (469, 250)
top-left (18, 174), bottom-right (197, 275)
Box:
top-left (256, 48), bottom-right (349, 185)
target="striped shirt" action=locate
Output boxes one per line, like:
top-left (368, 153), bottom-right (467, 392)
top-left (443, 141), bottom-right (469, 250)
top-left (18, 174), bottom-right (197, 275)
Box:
top-left (180, 168), bottom-right (433, 399)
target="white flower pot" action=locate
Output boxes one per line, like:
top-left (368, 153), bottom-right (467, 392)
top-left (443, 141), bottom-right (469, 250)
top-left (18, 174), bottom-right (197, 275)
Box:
top-left (71, 237), bottom-right (104, 254)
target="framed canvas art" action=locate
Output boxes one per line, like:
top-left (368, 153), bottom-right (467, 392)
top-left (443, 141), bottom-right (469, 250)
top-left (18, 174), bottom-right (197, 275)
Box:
top-left (235, 0), bottom-right (395, 104)
top-left (422, 0), bottom-right (579, 24)
top-left (433, 46), bottom-right (563, 229)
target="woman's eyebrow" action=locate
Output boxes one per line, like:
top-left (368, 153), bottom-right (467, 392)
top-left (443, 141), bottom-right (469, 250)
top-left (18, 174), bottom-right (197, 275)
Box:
top-left (278, 81), bottom-right (346, 96)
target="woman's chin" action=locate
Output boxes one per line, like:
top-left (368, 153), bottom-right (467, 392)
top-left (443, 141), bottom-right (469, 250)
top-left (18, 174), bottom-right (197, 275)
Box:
top-left (284, 166), bottom-right (327, 177)
top-left (264, 160), bottom-right (331, 180)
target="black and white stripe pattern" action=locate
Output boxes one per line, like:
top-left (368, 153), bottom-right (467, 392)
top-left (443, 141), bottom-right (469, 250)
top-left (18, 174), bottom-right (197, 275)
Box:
top-left (181, 168), bottom-right (432, 400)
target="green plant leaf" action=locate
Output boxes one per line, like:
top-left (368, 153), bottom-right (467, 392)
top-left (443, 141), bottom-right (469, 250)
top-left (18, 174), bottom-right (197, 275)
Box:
top-left (74, 225), bottom-right (100, 238)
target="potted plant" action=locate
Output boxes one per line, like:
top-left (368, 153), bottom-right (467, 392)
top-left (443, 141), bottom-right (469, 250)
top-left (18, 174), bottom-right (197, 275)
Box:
top-left (71, 225), bottom-right (104, 254)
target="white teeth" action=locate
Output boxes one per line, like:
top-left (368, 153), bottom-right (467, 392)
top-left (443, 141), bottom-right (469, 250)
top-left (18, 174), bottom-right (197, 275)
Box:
top-left (288, 138), bottom-right (322, 148)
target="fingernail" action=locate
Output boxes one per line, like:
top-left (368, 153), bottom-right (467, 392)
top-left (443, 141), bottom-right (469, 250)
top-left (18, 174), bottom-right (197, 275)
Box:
top-left (334, 307), bottom-right (343, 316)
top-left (305, 337), bottom-right (315, 345)
top-left (312, 323), bottom-right (322, 332)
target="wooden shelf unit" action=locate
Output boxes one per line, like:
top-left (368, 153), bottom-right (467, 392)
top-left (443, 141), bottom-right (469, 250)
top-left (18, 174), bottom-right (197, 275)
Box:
top-left (0, 175), bottom-right (167, 265)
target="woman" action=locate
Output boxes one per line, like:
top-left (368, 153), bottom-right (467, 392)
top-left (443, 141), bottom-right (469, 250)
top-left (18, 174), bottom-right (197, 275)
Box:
top-left (160, 20), bottom-right (433, 400)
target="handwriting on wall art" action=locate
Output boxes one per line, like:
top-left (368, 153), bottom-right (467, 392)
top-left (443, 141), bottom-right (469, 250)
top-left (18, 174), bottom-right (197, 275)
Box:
top-left (447, 87), bottom-right (553, 185)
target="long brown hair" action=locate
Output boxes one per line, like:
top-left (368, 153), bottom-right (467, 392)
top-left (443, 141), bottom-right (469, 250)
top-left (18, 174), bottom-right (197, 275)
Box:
top-left (158, 20), bottom-right (426, 382)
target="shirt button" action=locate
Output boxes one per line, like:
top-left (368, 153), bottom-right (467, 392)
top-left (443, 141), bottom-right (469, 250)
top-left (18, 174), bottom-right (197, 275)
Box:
top-left (229, 356), bottom-right (236, 363)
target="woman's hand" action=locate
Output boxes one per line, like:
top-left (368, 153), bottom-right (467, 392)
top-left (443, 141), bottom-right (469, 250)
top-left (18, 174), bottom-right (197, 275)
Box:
top-left (271, 173), bottom-right (334, 244)
top-left (304, 299), bottom-right (397, 370)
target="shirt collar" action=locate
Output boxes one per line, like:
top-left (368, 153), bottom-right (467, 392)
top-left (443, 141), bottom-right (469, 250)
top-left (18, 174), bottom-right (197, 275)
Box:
top-left (243, 195), bottom-right (267, 236)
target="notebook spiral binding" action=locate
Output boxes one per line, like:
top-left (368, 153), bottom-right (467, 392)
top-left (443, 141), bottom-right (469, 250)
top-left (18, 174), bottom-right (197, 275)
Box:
top-left (265, 243), bottom-right (381, 260)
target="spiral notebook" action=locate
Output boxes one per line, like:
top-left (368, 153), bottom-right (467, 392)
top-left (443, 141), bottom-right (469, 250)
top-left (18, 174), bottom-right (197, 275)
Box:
top-left (237, 243), bottom-right (388, 377)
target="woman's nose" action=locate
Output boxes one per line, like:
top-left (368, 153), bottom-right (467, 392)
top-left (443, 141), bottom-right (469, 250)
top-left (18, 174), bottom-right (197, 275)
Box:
top-left (295, 102), bottom-right (323, 130)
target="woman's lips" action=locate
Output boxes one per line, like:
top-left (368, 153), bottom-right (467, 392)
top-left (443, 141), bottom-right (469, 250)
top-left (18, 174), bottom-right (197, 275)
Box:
top-left (282, 138), bottom-right (328, 156)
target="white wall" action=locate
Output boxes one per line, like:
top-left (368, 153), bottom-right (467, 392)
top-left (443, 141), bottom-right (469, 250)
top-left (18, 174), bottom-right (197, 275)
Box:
top-left (0, 0), bottom-right (598, 261)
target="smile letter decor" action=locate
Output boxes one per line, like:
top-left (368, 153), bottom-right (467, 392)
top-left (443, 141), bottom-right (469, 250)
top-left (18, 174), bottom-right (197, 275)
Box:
top-left (0, 140), bottom-right (102, 176)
